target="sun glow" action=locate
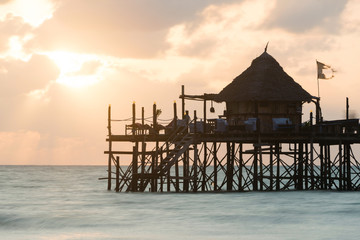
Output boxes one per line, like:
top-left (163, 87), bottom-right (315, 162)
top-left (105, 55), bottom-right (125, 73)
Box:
top-left (0, 0), bottom-right (55, 27)
top-left (46, 51), bottom-right (103, 88)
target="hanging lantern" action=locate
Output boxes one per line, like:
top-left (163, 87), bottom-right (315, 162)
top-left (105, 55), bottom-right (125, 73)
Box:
top-left (210, 100), bottom-right (215, 113)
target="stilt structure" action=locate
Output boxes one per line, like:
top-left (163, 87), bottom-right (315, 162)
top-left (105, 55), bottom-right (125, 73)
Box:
top-left (102, 51), bottom-right (360, 192)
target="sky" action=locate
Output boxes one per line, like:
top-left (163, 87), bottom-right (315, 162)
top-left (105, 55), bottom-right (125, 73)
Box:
top-left (1, 0), bottom-right (360, 165)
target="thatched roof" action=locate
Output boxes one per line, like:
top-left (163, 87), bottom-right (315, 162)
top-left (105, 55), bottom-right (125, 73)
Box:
top-left (215, 51), bottom-right (313, 102)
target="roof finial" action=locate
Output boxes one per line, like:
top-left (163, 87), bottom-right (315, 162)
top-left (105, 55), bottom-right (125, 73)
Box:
top-left (265, 41), bottom-right (269, 52)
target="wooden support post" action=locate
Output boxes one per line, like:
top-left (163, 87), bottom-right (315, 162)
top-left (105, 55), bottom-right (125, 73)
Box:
top-left (226, 142), bottom-right (231, 191)
top-left (339, 142), bottom-right (343, 190)
top-left (182, 106), bottom-right (189, 192)
top-left (315, 98), bottom-right (321, 124)
top-left (345, 144), bottom-right (351, 190)
top-left (226, 142), bottom-right (234, 191)
top-left (253, 145), bottom-right (258, 191)
top-left (259, 145), bottom-right (263, 191)
top-left (175, 152), bottom-right (180, 192)
top-left (238, 143), bottom-right (243, 191)
top-left (193, 110), bottom-right (198, 192)
top-left (276, 143), bottom-right (280, 191)
top-left (132, 102), bottom-right (136, 136)
top-left (160, 147), bottom-right (164, 192)
top-left (202, 141), bottom-right (207, 191)
top-left (320, 144), bottom-right (324, 189)
top-left (115, 156), bottom-right (120, 192)
top-left (151, 152), bottom-right (155, 192)
top-left (346, 97), bottom-right (349, 120)
top-left (142, 107), bottom-right (145, 135)
top-left (141, 142), bottom-right (146, 191)
top-left (297, 143), bottom-right (304, 190)
top-left (305, 143), bottom-right (309, 190)
top-left (141, 107), bottom-right (146, 191)
top-left (293, 143), bottom-right (297, 189)
top-left (131, 144), bottom-right (139, 192)
top-left (193, 140), bottom-right (198, 192)
top-left (203, 98), bottom-right (207, 133)
top-left (269, 145), bottom-right (273, 191)
top-left (107, 104), bottom-right (112, 191)
top-left (174, 101), bottom-right (177, 119)
top-left (324, 144), bottom-right (328, 189)
top-left (310, 140), bottom-right (314, 190)
top-left (183, 148), bottom-right (189, 192)
top-left (181, 85), bottom-right (185, 119)
top-left (213, 142), bottom-right (218, 191)
top-left (326, 145), bottom-right (331, 189)
top-left (173, 101), bottom-right (178, 132)
top-left (154, 140), bottom-right (159, 192)
top-left (166, 142), bottom-right (171, 192)
top-left (153, 102), bottom-right (157, 134)
top-left (194, 110), bottom-right (197, 133)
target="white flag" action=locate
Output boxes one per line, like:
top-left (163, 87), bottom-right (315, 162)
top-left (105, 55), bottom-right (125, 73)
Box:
top-left (317, 60), bottom-right (335, 79)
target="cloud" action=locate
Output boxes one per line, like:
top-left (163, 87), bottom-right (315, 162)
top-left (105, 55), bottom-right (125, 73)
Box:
top-left (264, 0), bottom-right (348, 33)
top-left (30, 0), bottom-right (229, 58)
top-left (341, 0), bottom-right (360, 32)
top-left (0, 0), bottom-right (12, 4)
top-left (1, 0), bottom-right (360, 165)
top-left (0, 14), bottom-right (33, 54)
top-left (0, 54), bottom-right (60, 97)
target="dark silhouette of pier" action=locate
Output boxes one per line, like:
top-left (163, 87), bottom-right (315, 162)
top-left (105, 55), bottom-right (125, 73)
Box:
top-left (102, 51), bottom-right (360, 192)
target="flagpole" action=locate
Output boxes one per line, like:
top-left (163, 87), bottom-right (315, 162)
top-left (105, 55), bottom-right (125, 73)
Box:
top-left (316, 60), bottom-right (320, 98)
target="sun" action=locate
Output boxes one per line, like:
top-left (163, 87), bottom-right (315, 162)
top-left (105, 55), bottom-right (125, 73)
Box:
top-left (45, 51), bottom-right (102, 88)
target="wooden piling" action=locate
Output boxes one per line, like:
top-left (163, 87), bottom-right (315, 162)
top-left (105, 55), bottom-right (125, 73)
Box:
top-left (181, 85), bottom-right (185, 119)
top-left (304, 143), bottom-right (309, 190)
top-left (132, 102), bottom-right (136, 136)
top-left (259, 145), bottom-right (263, 191)
top-left (253, 145), bottom-right (258, 191)
top-left (297, 143), bottom-right (304, 190)
top-left (269, 144), bottom-right (273, 191)
top-left (107, 104), bottom-right (112, 190)
top-left (226, 142), bottom-right (235, 191)
top-left (276, 143), bottom-right (280, 191)
top-left (166, 142), bottom-right (171, 192)
top-left (131, 144), bottom-right (139, 192)
top-left (320, 144), bottom-right (324, 189)
top-left (175, 150), bottom-right (180, 192)
top-left (238, 143), bottom-right (243, 191)
top-left (213, 141), bottom-right (218, 191)
top-left (202, 141), bottom-right (207, 191)
top-left (345, 143), bottom-right (351, 190)
top-left (141, 107), bottom-right (146, 190)
top-left (310, 139), bottom-right (314, 190)
top-left (203, 98), bottom-right (207, 133)
top-left (346, 97), bottom-right (349, 120)
top-left (293, 143), bottom-right (297, 189)
top-left (115, 156), bottom-right (120, 192)
top-left (339, 142), bottom-right (343, 190)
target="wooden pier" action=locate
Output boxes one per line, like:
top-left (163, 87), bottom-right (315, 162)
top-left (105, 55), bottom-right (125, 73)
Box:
top-left (102, 51), bottom-right (360, 192)
top-left (103, 99), bottom-right (360, 192)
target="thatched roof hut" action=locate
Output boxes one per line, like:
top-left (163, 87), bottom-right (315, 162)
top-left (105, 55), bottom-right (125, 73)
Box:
top-left (215, 51), bottom-right (313, 103)
top-left (213, 51), bottom-right (313, 132)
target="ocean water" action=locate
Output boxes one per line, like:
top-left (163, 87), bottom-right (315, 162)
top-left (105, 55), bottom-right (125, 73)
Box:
top-left (1, 166), bottom-right (360, 240)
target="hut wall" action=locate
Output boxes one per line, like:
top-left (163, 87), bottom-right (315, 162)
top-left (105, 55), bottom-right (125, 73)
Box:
top-left (226, 101), bottom-right (302, 132)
